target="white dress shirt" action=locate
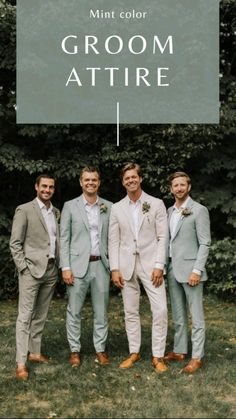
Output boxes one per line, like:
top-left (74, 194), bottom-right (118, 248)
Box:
top-left (83, 195), bottom-right (100, 256)
top-left (36, 197), bottom-right (56, 258)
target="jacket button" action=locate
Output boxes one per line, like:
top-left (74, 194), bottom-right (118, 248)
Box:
top-left (46, 254), bottom-right (49, 257)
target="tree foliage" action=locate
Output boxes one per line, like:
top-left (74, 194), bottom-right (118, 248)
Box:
top-left (0, 0), bottom-right (235, 298)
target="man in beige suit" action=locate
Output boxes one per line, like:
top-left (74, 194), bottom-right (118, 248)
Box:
top-left (10, 174), bottom-right (60, 380)
top-left (109, 163), bottom-right (168, 373)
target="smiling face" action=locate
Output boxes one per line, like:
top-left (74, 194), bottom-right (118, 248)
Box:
top-left (80, 171), bottom-right (100, 197)
top-left (122, 168), bottom-right (142, 198)
top-left (170, 176), bottom-right (191, 203)
top-left (35, 177), bottom-right (55, 205)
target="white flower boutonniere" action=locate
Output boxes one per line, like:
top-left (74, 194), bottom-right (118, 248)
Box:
top-left (181, 207), bottom-right (192, 218)
top-left (142, 202), bottom-right (151, 214)
top-left (100, 203), bottom-right (108, 213)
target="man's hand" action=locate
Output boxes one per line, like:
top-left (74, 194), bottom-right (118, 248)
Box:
top-left (188, 272), bottom-right (201, 287)
top-left (111, 270), bottom-right (124, 289)
top-left (62, 269), bottom-right (74, 285)
top-left (151, 268), bottom-right (164, 288)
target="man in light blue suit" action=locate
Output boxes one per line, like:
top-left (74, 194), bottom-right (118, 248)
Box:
top-left (60, 166), bottom-right (112, 366)
top-left (165, 171), bottom-right (211, 373)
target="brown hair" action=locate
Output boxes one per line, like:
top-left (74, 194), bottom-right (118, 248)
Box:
top-left (80, 166), bottom-right (101, 180)
top-left (120, 162), bottom-right (142, 181)
top-left (168, 171), bottom-right (191, 186)
top-left (35, 174), bottom-right (55, 186)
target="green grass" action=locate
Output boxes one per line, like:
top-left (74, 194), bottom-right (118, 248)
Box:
top-left (0, 293), bottom-right (235, 419)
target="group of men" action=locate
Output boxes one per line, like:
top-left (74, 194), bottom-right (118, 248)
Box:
top-left (9, 163), bottom-right (211, 381)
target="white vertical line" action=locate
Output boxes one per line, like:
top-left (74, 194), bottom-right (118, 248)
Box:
top-left (116, 102), bottom-right (119, 147)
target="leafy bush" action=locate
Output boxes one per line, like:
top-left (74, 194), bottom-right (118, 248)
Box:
top-left (206, 238), bottom-right (236, 300)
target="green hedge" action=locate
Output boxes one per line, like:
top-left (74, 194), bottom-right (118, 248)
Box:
top-left (206, 237), bottom-right (236, 300)
top-left (0, 234), bottom-right (235, 300)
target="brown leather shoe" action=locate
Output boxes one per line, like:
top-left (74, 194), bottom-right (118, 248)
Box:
top-left (16, 364), bottom-right (29, 380)
top-left (27, 353), bottom-right (50, 363)
top-left (119, 353), bottom-right (141, 369)
top-left (96, 352), bottom-right (110, 365)
top-left (164, 351), bottom-right (186, 362)
top-left (152, 357), bottom-right (168, 373)
top-left (69, 352), bottom-right (81, 367)
top-left (182, 358), bottom-right (203, 374)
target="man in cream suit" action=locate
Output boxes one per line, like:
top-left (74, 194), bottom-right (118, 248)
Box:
top-left (109, 162), bottom-right (168, 373)
top-left (60, 166), bottom-right (112, 367)
top-left (165, 171), bottom-right (211, 373)
top-left (10, 174), bottom-right (60, 380)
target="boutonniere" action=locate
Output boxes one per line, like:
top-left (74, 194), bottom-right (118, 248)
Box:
top-left (142, 202), bottom-right (151, 214)
top-left (181, 207), bottom-right (192, 218)
top-left (54, 209), bottom-right (60, 222)
top-left (100, 203), bottom-right (108, 213)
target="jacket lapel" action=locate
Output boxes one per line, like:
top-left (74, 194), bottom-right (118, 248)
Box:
top-left (76, 195), bottom-right (90, 231)
top-left (52, 207), bottom-right (60, 240)
top-left (32, 199), bottom-right (48, 233)
top-left (137, 193), bottom-right (149, 233)
top-left (124, 196), bottom-right (136, 237)
top-left (97, 197), bottom-right (103, 237)
top-left (171, 197), bottom-right (194, 241)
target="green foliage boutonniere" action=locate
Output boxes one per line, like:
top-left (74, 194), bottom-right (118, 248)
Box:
top-left (142, 202), bottom-right (151, 214)
top-left (181, 207), bottom-right (192, 218)
top-left (54, 209), bottom-right (60, 222)
top-left (100, 203), bottom-right (108, 213)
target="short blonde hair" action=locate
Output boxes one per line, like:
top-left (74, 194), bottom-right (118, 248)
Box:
top-left (168, 171), bottom-right (191, 186)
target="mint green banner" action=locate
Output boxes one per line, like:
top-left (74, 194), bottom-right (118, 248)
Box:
top-left (17, 0), bottom-right (219, 124)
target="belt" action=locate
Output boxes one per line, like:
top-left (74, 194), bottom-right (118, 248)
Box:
top-left (89, 255), bottom-right (101, 262)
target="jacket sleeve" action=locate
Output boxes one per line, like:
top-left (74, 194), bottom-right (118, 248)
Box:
top-left (9, 207), bottom-right (28, 272)
top-left (59, 202), bottom-right (72, 269)
top-left (108, 205), bottom-right (120, 271)
top-left (155, 200), bottom-right (168, 265)
top-left (193, 206), bottom-right (211, 272)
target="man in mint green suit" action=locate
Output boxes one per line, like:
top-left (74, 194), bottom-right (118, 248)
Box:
top-left (60, 166), bottom-right (112, 366)
top-left (165, 171), bottom-right (211, 374)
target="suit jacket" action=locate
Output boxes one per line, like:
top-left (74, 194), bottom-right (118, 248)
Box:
top-left (167, 197), bottom-right (211, 282)
top-left (108, 191), bottom-right (168, 280)
top-left (10, 198), bottom-right (60, 278)
top-left (59, 195), bottom-right (112, 278)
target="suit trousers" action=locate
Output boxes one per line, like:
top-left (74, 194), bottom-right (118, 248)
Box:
top-left (121, 256), bottom-right (168, 357)
top-left (167, 262), bottom-right (205, 359)
top-left (16, 261), bottom-right (58, 364)
top-left (66, 260), bottom-right (110, 353)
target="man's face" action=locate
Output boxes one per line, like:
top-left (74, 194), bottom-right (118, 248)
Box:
top-left (35, 178), bottom-right (55, 204)
top-left (80, 171), bottom-right (100, 195)
top-left (122, 169), bottom-right (142, 194)
top-left (170, 176), bottom-right (191, 201)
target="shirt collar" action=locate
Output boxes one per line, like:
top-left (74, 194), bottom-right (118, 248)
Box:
top-left (82, 194), bottom-right (98, 207)
top-left (128, 191), bottom-right (144, 205)
top-left (173, 196), bottom-right (190, 211)
top-left (36, 197), bottom-right (53, 211)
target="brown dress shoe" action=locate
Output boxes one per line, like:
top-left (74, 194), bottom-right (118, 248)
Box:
top-left (96, 352), bottom-right (110, 365)
top-left (164, 351), bottom-right (186, 362)
top-left (119, 353), bottom-right (141, 369)
top-left (27, 353), bottom-right (50, 363)
top-left (152, 357), bottom-right (168, 373)
top-left (69, 352), bottom-right (81, 367)
top-left (16, 364), bottom-right (29, 380)
top-left (182, 358), bottom-right (203, 374)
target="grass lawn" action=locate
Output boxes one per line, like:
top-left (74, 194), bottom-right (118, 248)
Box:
top-left (0, 292), bottom-right (235, 419)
